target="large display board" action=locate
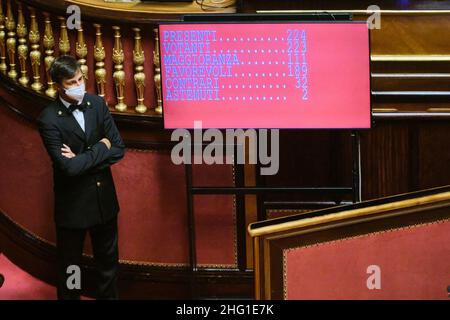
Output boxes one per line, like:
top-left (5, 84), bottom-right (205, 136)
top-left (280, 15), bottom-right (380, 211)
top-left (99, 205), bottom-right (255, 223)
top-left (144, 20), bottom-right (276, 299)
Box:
top-left (159, 22), bottom-right (371, 129)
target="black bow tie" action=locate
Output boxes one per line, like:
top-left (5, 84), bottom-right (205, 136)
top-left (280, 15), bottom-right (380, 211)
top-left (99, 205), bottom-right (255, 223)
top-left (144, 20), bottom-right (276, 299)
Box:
top-left (68, 102), bottom-right (87, 113)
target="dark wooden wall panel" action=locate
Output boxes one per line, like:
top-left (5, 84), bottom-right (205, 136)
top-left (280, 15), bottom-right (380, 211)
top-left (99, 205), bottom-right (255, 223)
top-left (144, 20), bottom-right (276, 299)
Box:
top-left (418, 122), bottom-right (450, 188)
top-left (360, 122), bottom-right (410, 200)
top-left (262, 130), bottom-right (352, 202)
top-left (369, 15), bottom-right (450, 55)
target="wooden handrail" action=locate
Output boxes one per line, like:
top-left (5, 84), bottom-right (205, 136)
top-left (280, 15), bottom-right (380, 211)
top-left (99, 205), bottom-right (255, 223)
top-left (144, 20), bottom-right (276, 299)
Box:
top-left (248, 185), bottom-right (450, 237)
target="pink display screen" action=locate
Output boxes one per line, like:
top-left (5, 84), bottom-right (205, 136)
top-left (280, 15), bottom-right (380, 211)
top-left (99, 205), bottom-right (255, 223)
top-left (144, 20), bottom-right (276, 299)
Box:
top-left (159, 22), bottom-right (371, 129)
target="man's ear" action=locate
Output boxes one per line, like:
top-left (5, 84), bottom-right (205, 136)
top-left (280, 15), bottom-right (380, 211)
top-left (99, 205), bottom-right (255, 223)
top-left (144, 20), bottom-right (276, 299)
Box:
top-left (56, 83), bottom-right (64, 95)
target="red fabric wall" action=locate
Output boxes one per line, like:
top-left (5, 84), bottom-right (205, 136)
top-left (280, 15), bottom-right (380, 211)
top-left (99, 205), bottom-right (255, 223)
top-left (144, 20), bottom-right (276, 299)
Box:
top-left (0, 104), bottom-right (236, 266)
top-left (285, 219), bottom-right (450, 299)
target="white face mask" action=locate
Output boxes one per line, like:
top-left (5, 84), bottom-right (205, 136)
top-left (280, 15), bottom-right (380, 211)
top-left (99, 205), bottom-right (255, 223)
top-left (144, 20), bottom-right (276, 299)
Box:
top-left (64, 83), bottom-right (85, 104)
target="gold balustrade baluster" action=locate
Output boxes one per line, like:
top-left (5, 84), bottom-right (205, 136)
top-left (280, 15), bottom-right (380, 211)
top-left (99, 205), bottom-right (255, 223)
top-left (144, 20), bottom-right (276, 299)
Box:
top-left (43, 12), bottom-right (56, 97)
top-left (0, 0), bottom-right (7, 74)
top-left (58, 16), bottom-right (70, 56)
top-left (93, 23), bottom-right (106, 99)
top-left (112, 25), bottom-right (126, 111)
top-left (5, 0), bottom-right (16, 80)
top-left (28, 7), bottom-right (42, 91)
top-left (133, 27), bottom-right (146, 114)
top-left (153, 27), bottom-right (162, 114)
top-left (76, 21), bottom-right (88, 81)
top-left (16, 2), bottom-right (28, 86)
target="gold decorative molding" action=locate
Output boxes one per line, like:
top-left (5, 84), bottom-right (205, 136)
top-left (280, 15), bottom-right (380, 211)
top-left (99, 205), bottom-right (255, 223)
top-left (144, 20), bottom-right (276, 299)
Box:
top-left (75, 22), bottom-right (88, 80)
top-left (93, 23), bottom-right (106, 99)
top-left (427, 108), bottom-right (450, 113)
top-left (5, 0), bottom-right (16, 80)
top-left (371, 55), bottom-right (450, 62)
top-left (43, 12), bottom-right (56, 98)
top-left (133, 27), bottom-right (146, 114)
top-left (372, 108), bottom-right (398, 113)
top-left (0, 0), bottom-right (7, 74)
top-left (16, 2), bottom-right (28, 86)
top-left (257, 9), bottom-right (450, 15)
top-left (28, 7), bottom-right (42, 91)
top-left (153, 27), bottom-right (162, 114)
top-left (112, 25), bottom-right (126, 111)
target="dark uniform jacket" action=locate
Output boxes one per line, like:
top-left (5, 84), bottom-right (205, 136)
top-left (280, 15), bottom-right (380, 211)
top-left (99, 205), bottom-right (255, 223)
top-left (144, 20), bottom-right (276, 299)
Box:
top-left (37, 93), bottom-right (125, 229)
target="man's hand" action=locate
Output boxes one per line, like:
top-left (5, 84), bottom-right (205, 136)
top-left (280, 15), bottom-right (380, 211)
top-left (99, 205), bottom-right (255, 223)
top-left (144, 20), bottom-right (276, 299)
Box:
top-left (61, 144), bottom-right (75, 158)
top-left (100, 138), bottom-right (111, 150)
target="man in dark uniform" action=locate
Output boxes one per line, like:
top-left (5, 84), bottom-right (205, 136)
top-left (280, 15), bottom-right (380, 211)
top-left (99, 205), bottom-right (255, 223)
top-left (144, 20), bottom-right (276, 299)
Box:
top-left (37, 55), bottom-right (125, 300)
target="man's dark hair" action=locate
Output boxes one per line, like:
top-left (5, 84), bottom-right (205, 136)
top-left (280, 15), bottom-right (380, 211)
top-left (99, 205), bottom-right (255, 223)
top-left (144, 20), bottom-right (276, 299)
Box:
top-left (49, 55), bottom-right (81, 85)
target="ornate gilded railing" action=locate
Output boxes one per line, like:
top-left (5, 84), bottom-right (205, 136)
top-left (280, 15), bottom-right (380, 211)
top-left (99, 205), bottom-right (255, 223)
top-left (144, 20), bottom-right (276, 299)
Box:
top-left (0, 0), bottom-right (168, 115)
top-left (2, 0), bottom-right (449, 117)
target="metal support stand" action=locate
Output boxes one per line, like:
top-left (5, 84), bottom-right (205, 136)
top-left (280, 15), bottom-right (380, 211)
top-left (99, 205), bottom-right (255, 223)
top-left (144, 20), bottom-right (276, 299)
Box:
top-left (184, 130), bottom-right (362, 298)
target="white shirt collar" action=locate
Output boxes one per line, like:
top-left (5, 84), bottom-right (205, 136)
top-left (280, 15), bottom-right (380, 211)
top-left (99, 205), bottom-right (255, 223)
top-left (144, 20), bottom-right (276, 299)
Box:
top-left (59, 96), bottom-right (72, 109)
top-left (60, 96), bottom-right (83, 109)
